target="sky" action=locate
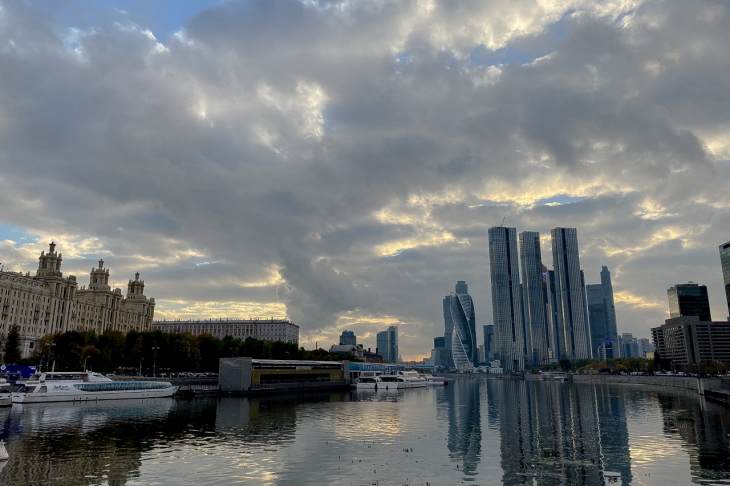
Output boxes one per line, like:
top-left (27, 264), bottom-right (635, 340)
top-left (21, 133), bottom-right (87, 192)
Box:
top-left (1, 0), bottom-right (729, 360)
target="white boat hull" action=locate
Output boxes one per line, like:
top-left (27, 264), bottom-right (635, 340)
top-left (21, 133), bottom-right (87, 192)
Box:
top-left (0, 395), bottom-right (10, 407)
top-left (12, 386), bottom-right (178, 404)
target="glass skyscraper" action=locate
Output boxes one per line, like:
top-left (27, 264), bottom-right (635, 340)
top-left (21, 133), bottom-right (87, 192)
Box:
top-left (443, 281), bottom-right (477, 370)
top-left (551, 227), bottom-right (592, 360)
top-left (721, 241), bottom-right (730, 320)
top-left (489, 227), bottom-right (525, 370)
top-left (587, 266), bottom-right (619, 358)
top-left (376, 326), bottom-right (398, 363)
top-left (519, 231), bottom-right (550, 365)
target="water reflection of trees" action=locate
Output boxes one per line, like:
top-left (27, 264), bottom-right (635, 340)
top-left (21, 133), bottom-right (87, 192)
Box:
top-left (0, 392), bottom-right (348, 485)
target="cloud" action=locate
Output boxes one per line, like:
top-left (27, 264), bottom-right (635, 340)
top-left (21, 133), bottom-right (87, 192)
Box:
top-left (1, 0), bottom-right (729, 356)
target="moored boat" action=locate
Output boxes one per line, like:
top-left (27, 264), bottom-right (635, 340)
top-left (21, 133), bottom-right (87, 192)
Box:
top-left (12, 372), bottom-right (178, 403)
top-left (0, 379), bottom-right (11, 407)
top-left (354, 376), bottom-right (383, 389)
top-left (378, 371), bottom-right (429, 389)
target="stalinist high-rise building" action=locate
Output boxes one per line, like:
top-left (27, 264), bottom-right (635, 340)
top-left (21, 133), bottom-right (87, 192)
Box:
top-left (0, 242), bottom-right (155, 357)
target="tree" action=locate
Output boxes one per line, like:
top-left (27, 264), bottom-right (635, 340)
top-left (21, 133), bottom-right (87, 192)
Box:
top-left (4, 325), bottom-right (21, 363)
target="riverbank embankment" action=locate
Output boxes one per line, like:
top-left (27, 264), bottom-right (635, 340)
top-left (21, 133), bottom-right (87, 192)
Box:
top-left (572, 374), bottom-right (730, 406)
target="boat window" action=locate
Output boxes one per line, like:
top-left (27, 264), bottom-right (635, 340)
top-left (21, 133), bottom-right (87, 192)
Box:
top-left (36, 386), bottom-right (47, 393)
top-left (73, 381), bottom-right (170, 392)
top-left (380, 376), bottom-right (398, 382)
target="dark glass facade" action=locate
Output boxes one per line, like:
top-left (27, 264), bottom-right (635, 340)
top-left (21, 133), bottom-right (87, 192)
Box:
top-left (667, 283), bottom-right (712, 322)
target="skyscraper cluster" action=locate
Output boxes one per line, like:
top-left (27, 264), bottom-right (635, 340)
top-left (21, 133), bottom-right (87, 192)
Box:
top-left (487, 227), bottom-right (617, 371)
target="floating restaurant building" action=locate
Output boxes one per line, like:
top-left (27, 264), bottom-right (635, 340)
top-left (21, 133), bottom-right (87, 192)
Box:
top-left (219, 358), bottom-right (347, 394)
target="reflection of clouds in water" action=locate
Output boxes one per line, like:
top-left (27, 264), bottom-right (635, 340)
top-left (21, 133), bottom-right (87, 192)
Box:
top-left (0, 382), bottom-right (729, 484)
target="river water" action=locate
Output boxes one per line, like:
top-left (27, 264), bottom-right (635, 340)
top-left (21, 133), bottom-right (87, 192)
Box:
top-left (0, 377), bottom-right (729, 485)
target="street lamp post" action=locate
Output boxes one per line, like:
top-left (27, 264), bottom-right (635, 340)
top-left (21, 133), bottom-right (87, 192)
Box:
top-left (152, 346), bottom-right (160, 378)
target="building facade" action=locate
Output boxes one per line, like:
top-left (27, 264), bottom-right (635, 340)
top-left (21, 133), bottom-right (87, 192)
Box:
top-left (720, 241), bottom-right (730, 320)
top-left (587, 266), bottom-right (620, 359)
top-left (152, 318), bottom-right (299, 344)
top-left (668, 283), bottom-right (712, 321)
top-left (551, 228), bottom-right (592, 360)
top-left (444, 281), bottom-right (477, 371)
top-left (489, 227), bottom-right (525, 371)
top-left (339, 330), bottom-right (356, 346)
top-left (652, 316), bottom-right (730, 369)
top-left (519, 231), bottom-right (550, 365)
top-left (0, 242), bottom-right (155, 358)
top-left (376, 326), bottom-right (398, 363)
top-left (483, 324), bottom-right (494, 364)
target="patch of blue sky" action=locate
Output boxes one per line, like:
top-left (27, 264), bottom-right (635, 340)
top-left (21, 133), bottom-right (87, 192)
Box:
top-left (536, 195), bottom-right (586, 207)
top-left (32, 0), bottom-right (226, 41)
top-left (469, 11), bottom-right (572, 68)
top-left (0, 224), bottom-right (38, 245)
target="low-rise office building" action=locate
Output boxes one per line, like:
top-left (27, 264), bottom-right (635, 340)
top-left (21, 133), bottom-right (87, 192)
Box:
top-left (152, 318), bottom-right (299, 344)
top-left (651, 316), bottom-right (730, 369)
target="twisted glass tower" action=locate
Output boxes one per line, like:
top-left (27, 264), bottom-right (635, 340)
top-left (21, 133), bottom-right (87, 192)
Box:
top-left (444, 281), bottom-right (477, 371)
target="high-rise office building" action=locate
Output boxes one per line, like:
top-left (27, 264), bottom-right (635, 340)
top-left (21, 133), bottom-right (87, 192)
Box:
top-left (432, 336), bottom-right (450, 369)
top-left (483, 324), bottom-right (495, 363)
top-left (489, 227), bottom-right (525, 370)
top-left (720, 241), bottom-right (730, 319)
top-left (620, 333), bottom-right (640, 358)
top-left (544, 269), bottom-right (563, 360)
top-left (667, 283), bottom-right (711, 322)
top-left (443, 281), bottom-right (477, 370)
top-left (551, 228), bottom-right (592, 360)
top-left (519, 231), bottom-right (550, 365)
top-left (339, 330), bottom-right (356, 346)
top-left (376, 326), bottom-right (399, 363)
top-left (443, 296), bottom-right (454, 368)
top-left (587, 266), bottom-right (620, 358)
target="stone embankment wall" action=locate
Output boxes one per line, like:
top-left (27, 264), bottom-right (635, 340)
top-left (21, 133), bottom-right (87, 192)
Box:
top-left (572, 374), bottom-right (723, 397)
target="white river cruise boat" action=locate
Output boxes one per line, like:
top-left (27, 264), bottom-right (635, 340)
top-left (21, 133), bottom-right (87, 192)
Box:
top-left (379, 371), bottom-right (429, 389)
top-left (0, 379), bottom-right (11, 407)
top-left (12, 372), bottom-right (178, 404)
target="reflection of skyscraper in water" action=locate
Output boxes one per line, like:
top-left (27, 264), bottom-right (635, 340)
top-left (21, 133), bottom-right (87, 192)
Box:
top-left (594, 386), bottom-right (632, 484)
top-left (445, 379), bottom-right (481, 476)
top-left (492, 381), bottom-right (631, 485)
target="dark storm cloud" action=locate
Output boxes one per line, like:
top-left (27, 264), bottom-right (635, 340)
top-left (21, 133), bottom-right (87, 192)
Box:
top-left (0, 0), bottom-right (729, 355)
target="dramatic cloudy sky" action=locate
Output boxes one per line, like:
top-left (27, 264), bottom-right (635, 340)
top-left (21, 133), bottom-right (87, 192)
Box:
top-left (1, 0), bottom-right (729, 359)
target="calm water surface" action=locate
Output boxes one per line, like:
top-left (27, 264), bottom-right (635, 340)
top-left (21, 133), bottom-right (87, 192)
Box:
top-left (1, 377), bottom-right (729, 485)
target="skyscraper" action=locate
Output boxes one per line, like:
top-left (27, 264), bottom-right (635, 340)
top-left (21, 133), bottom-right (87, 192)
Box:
top-left (587, 266), bottom-right (619, 358)
top-left (519, 231), bottom-right (550, 365)
top-left (489, 227), bottom-right (525, 370)
top-left (443, 295), bottom-right (454, 368)
top-left (444, 281), bottom-right (477, 370)
top-left (544, 269), bottom-right (563, 360)
top-left (376, 326), bottom-right (398, 363)
top-left (483, 324), bottom-right (495, 363)
top-left (667, 283), bottom-right (711, 322)
top-left (551, 227), bottom-right (592, 360)
top-left (721, 241), bottom-right (730, 320)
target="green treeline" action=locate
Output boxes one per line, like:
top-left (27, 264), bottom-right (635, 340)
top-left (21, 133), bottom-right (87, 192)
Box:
top-left (30, 330), bottom-right (339, 373)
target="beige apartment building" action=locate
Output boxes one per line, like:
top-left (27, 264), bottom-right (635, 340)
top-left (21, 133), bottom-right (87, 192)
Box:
top-left (0, 242), bottom-right (155, 357)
